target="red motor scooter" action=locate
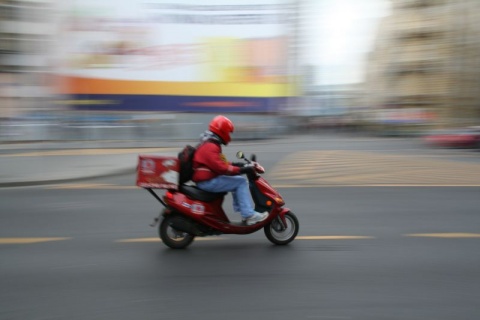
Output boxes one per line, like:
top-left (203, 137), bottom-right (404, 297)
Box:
top-left (143, 151), bottom-right (299, 249)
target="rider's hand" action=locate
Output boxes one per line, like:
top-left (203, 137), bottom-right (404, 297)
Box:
top-left (239, 166), bottom-right (255, 174)
top-left (253, 162), bottom-right (265, 173)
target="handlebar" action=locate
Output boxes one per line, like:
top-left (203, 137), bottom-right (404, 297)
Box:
top-left (236, 151), bottom-right (264, 174)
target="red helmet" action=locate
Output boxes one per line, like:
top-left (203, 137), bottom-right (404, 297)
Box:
top-left (209, 115), bottom-right (234, 145)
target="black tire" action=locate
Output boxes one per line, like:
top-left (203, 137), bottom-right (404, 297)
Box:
top-left (264, 212), bottom-right (299, 245)
top-left (159, 215), bottom-right (195, 249)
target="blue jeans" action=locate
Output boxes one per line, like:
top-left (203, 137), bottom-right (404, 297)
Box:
top-left (196, 175), bottom-right (255, 219)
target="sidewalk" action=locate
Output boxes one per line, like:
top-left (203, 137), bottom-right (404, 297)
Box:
top-left (3, 133), bottom-right (467, 188)
top-left (0, 137), bottom-right (279, 187)
top-left (0, 141), bottom-right (182, 187)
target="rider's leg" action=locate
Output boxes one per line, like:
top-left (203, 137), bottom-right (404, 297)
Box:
top-left (231, 191), bottom-right (241, 214)
top-left (197, 175), bottom-right (254, 219)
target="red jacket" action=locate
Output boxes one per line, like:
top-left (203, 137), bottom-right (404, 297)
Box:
top-left (192, 141), bottom-right (241, 183)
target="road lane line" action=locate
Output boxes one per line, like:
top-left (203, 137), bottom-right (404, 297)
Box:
top-left (405, 233), bottom-right (480, 238)
top-left (116, 237), bottom-right (225, 243)
top-left (296, 236), bottom-right (375, 240)
top-left (0, 148), bottom-right (177, 157)
top-left (273, 184), bottom-right (480, 188)
top-left (48, 184), bottom-right (455, 190)
top-left (0, 237), bottom-right (71, 244)
top-left (116, 236), bottom-right (375, 242)
top-left (47, 184), bottom-right (137, 190)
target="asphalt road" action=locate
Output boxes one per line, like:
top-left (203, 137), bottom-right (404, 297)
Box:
top-left (1, 136), bottom-right (480, 320)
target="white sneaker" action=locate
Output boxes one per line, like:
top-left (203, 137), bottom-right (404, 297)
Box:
top-left (244, 211), bottom-right (268, 225)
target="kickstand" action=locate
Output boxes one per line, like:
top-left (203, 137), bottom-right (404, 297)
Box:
top-left (150, 212), bottom-right (162, 227)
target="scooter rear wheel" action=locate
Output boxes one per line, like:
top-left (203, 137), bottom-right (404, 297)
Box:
top-left (264, 211), bottom-right (299, 245)
top-left (159, 215), bottom-right (195, 249)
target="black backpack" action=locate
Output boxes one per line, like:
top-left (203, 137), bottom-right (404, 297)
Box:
top-left (177, 144), bottom-right (199, 184)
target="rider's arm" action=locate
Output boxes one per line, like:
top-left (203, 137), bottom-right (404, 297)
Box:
top-left (199, 143), bottom-right (241, 176)
top-left (231, 162), bottom-right (245, 167)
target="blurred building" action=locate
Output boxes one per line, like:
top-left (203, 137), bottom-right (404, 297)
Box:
top-left (0, 0), bottom-right (55, 118)
top-left (364, 0), bottom-right (480, 133)
top-left (293, 65), bottom-right (362, 132)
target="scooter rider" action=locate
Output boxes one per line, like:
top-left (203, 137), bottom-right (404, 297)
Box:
top-left (192, 115), bottom-right (268, 225)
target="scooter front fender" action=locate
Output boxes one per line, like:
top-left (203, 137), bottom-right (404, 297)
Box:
top-left (277, 207), bottom-right (291, 228)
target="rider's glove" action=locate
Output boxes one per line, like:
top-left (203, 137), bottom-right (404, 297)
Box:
top-left (253, 162), bottom-right (265, 173)
top-left (239, 166), bottom-right (255, 174)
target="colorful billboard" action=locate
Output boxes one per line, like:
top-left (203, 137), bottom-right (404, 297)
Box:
top-left (56, 1), bottom-right (296, 113)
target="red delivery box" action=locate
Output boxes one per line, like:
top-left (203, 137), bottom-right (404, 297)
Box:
top-left (136, 155), bottom-right (179, 189)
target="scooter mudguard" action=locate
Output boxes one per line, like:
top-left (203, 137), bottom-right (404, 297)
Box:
top-left (278, 207), bottom-right (291, 228)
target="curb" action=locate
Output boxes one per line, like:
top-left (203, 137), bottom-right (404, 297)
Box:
top-left (0, 167), bottom-right (136, 188)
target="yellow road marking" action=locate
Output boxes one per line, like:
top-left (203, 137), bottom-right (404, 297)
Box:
top-left (116, 237), bottom-right (225, 243)
top-left (42, 183), bottom-right (480, 189)
top-left (405, 233), bottom-right (480, 238)
top-left (116, 236), bottom-right (374, 242)
top-left (2, 235), bottom-right (478, 244)
top-left (0, 237), bottom-right (71, 244)
top-left (273, 184), bottom-right (480, 188)
top-left (296, 236), bottom-right (375, 240)
top-left (47, 184), bottom-right (137, 190)
top-left (0, 148), bottom-right (176, 157)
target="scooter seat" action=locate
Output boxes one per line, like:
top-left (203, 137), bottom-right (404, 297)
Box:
top-left (180, 185), bottom-right (226, 202)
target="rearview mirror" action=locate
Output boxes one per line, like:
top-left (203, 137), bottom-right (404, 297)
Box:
top-left (236, 151), bottom-right (244, 159)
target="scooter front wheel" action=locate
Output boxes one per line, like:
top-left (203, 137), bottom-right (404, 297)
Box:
top-left (159, 215), bottom-right (195, 249)
top-left (264, 211), bottom-right (299, 245)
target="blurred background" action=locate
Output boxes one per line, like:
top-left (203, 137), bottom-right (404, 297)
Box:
top-left (1, 0), bottom-right (479, 143)
top-left (2, 3), bottom-right (480, 318)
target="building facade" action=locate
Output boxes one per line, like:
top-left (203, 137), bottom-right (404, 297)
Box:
top-left (364, 0), bottom-right (480, 131)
